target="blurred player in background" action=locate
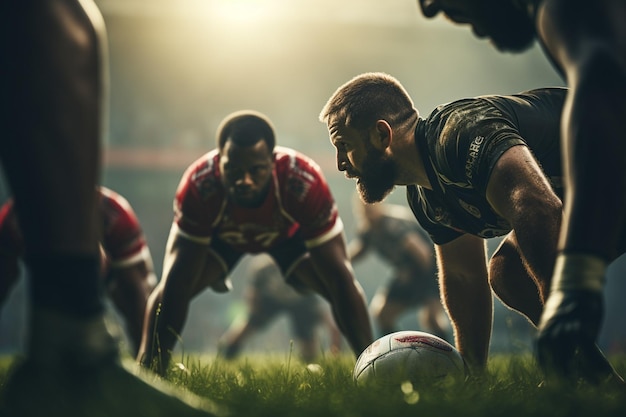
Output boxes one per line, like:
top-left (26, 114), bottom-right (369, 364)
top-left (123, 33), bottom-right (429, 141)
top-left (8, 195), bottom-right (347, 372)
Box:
top-left (416, 0), bottom-right (626, 384)
top-left (320, 73), bottom-right (624, 382)
top-left (218, 254), bottom-right (343, 362)
top-left (138, 110), bottom-right (372, 375)
top-left (348, 197), bottom-right (449, 340)
top-left (0, 186), bottom-right (157, 356)
top-left (0, 1), bottom-right (220, 415)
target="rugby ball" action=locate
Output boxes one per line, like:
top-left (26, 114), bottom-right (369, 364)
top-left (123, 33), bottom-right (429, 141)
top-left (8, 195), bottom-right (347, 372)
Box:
top-left (354, 330), bottom-right (466, 387)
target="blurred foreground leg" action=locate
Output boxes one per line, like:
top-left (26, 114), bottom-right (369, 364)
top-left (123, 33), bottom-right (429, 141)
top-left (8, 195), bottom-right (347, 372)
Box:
top-left (0, 1), bottom-right (226, 415)
top-left (0, 309), bottom-right (223, 416)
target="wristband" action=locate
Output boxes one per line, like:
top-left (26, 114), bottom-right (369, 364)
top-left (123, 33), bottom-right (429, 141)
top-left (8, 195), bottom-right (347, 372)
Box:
top-left (551, 253), bottom-right (606, 293)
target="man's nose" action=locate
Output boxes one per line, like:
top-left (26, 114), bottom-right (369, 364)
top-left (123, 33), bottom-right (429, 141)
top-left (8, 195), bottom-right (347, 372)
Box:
top-left (337, 154), bottom-right (348, 172)
top-left (236, 172), bottom-right (254, 186)
top-left (418, 0), bottom-right (441, 18)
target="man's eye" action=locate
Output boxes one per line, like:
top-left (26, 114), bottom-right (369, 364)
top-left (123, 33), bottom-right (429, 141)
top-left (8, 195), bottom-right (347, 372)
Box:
top-left (251, 165), bottom-right (269, 175)
top-left (225, 168), bottom-right (242, 177)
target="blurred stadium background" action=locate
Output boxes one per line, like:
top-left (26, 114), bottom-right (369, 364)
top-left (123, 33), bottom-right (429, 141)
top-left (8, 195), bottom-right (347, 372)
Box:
top-left (2, 0), bottom-right (624, 358)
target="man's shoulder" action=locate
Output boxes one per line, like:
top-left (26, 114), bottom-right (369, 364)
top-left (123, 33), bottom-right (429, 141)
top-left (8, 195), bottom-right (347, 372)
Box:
top-left (274, 146), bottom-right (322, 177)
top-left (185, 150), bottom-right (219, 179)
top-left (98, 186), bottom-right (133, 215)
top-left (423, 98), bottom-right (487, 144)
top-left (477, 87), bottom-right (567, 113)
top-left (273, 146), bottom-right (328, 195)
top-left (179, 150), bottom-right (222, 201)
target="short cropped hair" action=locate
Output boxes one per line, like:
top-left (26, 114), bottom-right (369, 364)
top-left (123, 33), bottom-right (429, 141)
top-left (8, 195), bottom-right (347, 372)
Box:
top-left (216, 110), bottom-right (276, 151)
top-left (319, 72), bottom-right (418, 130)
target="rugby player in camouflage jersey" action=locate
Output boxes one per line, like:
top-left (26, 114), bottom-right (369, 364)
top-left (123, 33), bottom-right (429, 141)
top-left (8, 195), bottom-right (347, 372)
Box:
top-left (320, 72), bottom-right (625, 384)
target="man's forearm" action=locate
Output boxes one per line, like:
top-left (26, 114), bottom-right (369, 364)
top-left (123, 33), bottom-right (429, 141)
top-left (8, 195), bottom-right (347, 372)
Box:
top-left (332, 281), bottom-right (373, 355)
top-left (442, 271), bottom-right (492, 370)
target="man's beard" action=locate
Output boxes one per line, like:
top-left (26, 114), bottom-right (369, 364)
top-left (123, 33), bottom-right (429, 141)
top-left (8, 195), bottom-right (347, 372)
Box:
top-left (482, 1), bottom-right (536, 53)
top-left (356, 150), bottom-right (398, 204)
top-left (229, 181), bottom-right (270, 208)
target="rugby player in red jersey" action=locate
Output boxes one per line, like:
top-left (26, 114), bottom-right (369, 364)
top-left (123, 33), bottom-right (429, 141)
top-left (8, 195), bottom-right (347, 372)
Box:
top-left (138, 110), bottom-right (373, 374)
top-left (0, 186), bottom-right (157, 356)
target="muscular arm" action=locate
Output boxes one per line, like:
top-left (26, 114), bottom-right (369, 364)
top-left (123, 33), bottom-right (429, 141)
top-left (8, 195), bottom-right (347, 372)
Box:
top-left (486, 145), bottom-right (562, 302)
top-left (436, 234), bottom-right (491, 370)
top-left (138, 226), bottom-right (211, 373)
top-left (308, 233), bottom-right (373, 356)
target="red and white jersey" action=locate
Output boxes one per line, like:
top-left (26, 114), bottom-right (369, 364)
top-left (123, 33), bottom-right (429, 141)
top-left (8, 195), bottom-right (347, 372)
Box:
top-left (174, 146), bottom-right (343, 253)
top-left (98, 187), bottom-right (150, 268)
top-left (0, 186), bottom-right (149, 269)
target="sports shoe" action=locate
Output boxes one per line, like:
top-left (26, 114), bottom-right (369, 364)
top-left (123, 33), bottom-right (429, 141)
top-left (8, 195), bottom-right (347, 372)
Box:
top-left (536, 289), bottom-right (624, 385)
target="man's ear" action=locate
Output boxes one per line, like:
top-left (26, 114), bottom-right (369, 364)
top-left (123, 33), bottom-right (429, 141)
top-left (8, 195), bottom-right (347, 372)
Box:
top-left (369, 120), bottom-right (392, 150)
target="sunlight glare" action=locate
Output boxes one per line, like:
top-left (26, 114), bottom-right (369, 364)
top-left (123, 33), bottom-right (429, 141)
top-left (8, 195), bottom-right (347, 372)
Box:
top-left (214, 0), bottom-right (269, 23)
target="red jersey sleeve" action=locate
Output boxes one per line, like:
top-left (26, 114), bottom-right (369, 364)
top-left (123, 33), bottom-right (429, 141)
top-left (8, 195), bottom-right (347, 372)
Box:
top-left (275, 148), bottom-right (343, 248)
top-left (99, 187), bottom-right (148, 267)
top-left (173, 151), bottom-right (224, 243)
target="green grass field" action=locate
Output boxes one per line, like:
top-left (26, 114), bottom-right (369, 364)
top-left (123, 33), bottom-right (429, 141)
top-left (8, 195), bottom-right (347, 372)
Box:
top-left (1, 352), bottom-right (625, 416)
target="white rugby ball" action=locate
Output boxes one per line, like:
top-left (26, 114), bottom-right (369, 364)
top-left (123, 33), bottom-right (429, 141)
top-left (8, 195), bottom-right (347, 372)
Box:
top-left (354, 330), bottom-right (465, 387)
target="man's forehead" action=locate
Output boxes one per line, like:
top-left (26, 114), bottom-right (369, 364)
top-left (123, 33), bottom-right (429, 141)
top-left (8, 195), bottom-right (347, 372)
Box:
top-left (328, 118), bottom-right (354, 137)
top-left (221, 139), bottom-right (272, 159)
top-left (328, 123), bottom-right (343, 138)
top-left (327, 114), bottom-right (342, 130)
top-left (330, 122), bottom-right (366, 142)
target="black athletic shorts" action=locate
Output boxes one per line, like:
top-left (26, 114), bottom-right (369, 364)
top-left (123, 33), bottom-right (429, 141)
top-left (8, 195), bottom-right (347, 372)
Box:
top-left (210, 231), bottom-right (308, 277)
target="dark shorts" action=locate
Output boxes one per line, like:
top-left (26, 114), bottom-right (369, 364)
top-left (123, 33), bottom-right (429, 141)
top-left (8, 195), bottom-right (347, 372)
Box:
top-left (210, 231), bottom-right (308, 277)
